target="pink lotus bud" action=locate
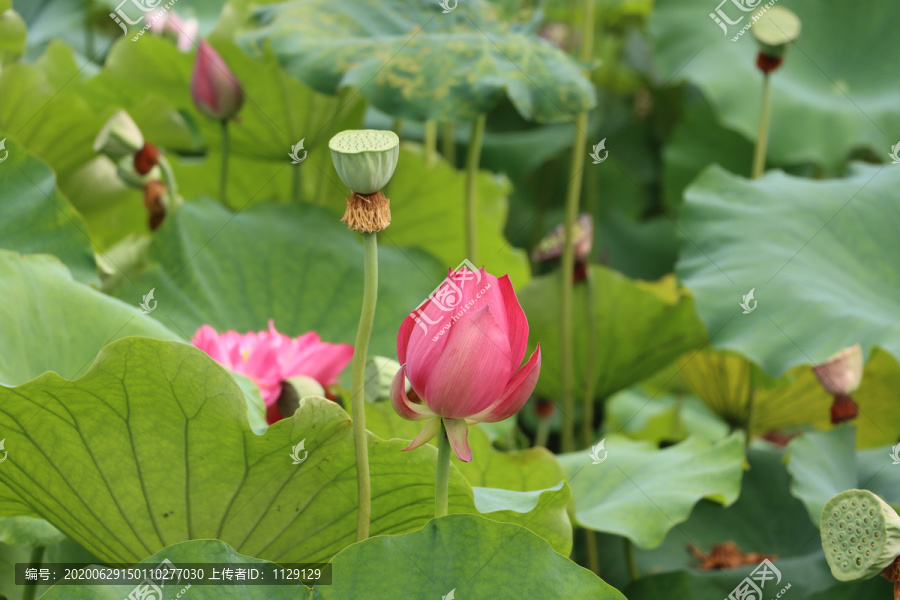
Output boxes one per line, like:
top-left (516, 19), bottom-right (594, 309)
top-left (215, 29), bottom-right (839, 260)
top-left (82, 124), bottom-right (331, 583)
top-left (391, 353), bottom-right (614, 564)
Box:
top-left (190, 40), bottom-right (244, 122)
top-left (391, 267), bottom-right (541, 462)
top-left (812, 344), bottom-right (863, 396)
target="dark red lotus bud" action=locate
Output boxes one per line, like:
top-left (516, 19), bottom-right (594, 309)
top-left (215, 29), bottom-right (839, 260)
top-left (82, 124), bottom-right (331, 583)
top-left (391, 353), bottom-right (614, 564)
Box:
top-left (756, 52), bottom-right (784, 75)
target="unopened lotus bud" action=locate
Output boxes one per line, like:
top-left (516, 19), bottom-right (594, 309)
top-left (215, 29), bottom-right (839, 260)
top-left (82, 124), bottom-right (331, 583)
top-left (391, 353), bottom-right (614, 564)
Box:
top-left (191, 40), bottom-right (244, 121)
top-left (94, 110), bottom-right (144, 161)
top-left (821, 489), bottom-right (900, 582)
top-left (277, 375), bottom-right (326, 420)
top-left (329, 130), bottom-right (400, 195)
top-left (813, 344), bottom-right (863, 396)
top-left (752, 7), bottom-right (801, 60)
top-left (365, 356), bottom-right (401, 403)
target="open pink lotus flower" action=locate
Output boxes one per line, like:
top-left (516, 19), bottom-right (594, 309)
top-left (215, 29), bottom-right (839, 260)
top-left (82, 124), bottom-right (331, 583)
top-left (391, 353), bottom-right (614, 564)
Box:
top-left (391, 267), bottom-right (541, 462)
top-left (192, 320), bottom-right (353, 424)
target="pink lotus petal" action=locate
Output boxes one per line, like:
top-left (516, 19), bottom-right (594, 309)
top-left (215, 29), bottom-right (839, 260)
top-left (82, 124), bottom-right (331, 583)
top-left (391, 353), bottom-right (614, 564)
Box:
top-left (192, 321), bottom-right (353, 425)
top-left (423, 305), bottom-right (513, 418)
top-left (390, 365), bottom-right (435, 421)
top-left (444, 418), bottom-right (472, 462)
top-left (468, 345), bottom-right (541, 423)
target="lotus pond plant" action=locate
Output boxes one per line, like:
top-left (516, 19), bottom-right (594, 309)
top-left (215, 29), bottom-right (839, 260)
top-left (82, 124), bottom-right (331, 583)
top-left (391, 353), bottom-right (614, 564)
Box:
top-left (2, 1), bottom-right (900, 598)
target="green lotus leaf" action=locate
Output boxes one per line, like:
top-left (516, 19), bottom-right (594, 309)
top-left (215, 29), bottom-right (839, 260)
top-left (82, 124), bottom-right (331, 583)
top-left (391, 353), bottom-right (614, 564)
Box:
top-left (113, 198), bottom-right (444, 359)
top-left (378, 145), bottom-right (530, 287)
top-left (650, 0), bottom-right (900, 169)
top-left (603, 389), bottom-right (731, 445)
top-left (0, 139), bottom-right (96, 283)
top-left (0, 338), bottom-right (570, 564)
top-left (786, 426), bottom-right (900, 526)
top-left (679, 349), bottom-right (900, 448)
top-left (558, 433), bottom-right (744, 548)
top-left (677, 164), bottom-right (900, 378)
top-left (239, 0), bottom-right (596, 123)
top-left (596, 446), bottom-right (891, 599)
top-left (311, 514), bottom-right (625, 599)
top-left (518, 266), bottom-right (707, 402)
top-left (0, 251), bottom-right (178, 386)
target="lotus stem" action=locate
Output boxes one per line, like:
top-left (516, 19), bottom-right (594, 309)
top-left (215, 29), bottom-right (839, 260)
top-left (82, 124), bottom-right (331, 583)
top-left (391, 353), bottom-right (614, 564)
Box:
top-left (441, 121), bottom-right (456, 164)
top-left (560, 0), bottom-right (595, 454)
top-left (219, 120), bottom-right (230, 203)
top-left (535, 417), bottom-right (551, 448)
top-left (424, 119), bottom-right (437, 167)
top-left (156, 155), bottom-right (182, 211)
top-left (581, 268), bottom-right (597, 448)
top-left (624, 538), bottom-right (640, 581)
top-left (585, 529), bottom-right (600, 575)
top-left (435, 419), bottom-right (451, 518)
top-left (465, 115), bottom-right (486, 265)
top-left (393, 118), bottom-right (404, 138)
top-left (21, 546), bottom-right (45, 600)
top-left (350, 231), bottom-right (378, 540)
top-left (752, 74), bottom-right (772, 179)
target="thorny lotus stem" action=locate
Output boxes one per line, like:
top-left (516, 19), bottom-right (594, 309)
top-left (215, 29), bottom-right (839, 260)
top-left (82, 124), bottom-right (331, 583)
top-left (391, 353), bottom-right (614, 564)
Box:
top-left (21, 546), bottom-right (45, 600)
top-left (220, 120), bottom-right (230, 203)
top-left (535, 417), bottom-right (551, 448)
top-left (424, 119), bottom-right (437, 167)
top-left (441, 121), bottom-right (456, 164)
top-left (752, 74), bottom-right (772, 179)
top-left (581, 268), bottom-right (597, 448)
top-left (435, 420), bottom-right (452, 518)
top-left (560, 0), bottom-right (595, 453)
top-left (156, 155), bottom-right (182, 211)
top-left (624, 538), bottom-right (640, 581)
top-left (350, 231), bottom-right (378, 540)
top-left (585, 529), bottom-right (600, 575)
top-left (465, 115), bottom-right (486, 265)
top-left (744, 387), bottom-right (756, 448)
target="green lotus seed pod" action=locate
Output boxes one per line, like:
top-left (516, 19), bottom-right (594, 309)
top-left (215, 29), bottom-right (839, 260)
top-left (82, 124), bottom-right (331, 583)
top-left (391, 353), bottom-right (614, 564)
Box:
top-left (752, 7), bottom-right (801, 58)
top-left (115, 156), bottom-right (160, 189)
top-left (94, 110), bottom-right (145, 161)
top-left (364, 356), bottom-right (402, 403)
top-left (820, 489), bottom-right (900, 581)
top-left (329, 129), bottom-right (400, 194)
top-left (277, 375), bottom-right (327, 420)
